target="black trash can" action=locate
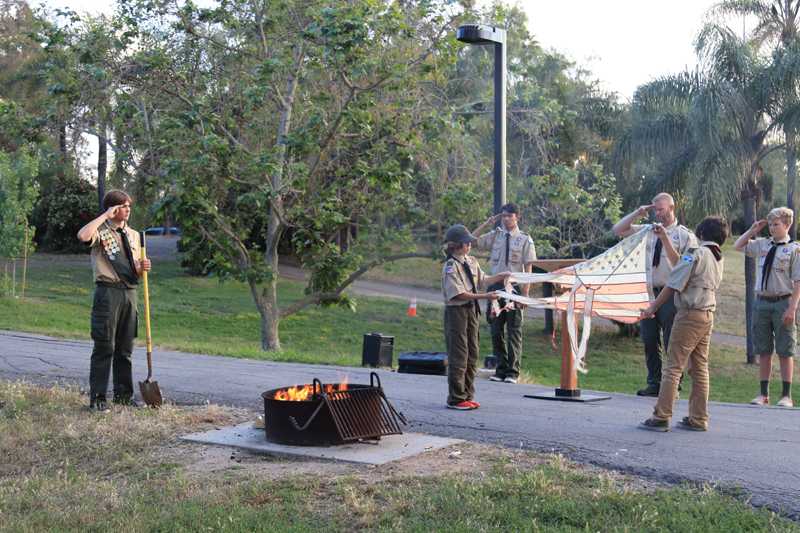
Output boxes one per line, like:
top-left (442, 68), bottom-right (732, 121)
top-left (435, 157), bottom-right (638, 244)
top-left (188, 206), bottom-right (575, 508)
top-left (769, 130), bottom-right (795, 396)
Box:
top-left (362, 333), bottom-right (394, 367)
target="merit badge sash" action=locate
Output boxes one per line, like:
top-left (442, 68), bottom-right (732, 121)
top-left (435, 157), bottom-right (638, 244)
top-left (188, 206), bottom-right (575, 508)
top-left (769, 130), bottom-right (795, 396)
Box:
top-left (98, 223), bottom-right (139, 287)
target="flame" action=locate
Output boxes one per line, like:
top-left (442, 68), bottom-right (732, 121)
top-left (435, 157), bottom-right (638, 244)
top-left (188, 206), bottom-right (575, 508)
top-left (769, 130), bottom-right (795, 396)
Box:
top-left (273, 376), bottom-right (349, 401)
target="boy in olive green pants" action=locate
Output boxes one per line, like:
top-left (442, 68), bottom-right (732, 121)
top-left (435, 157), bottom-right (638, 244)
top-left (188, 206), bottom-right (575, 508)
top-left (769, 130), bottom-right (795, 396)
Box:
top-left (77, 190), bottom-right (151, 411)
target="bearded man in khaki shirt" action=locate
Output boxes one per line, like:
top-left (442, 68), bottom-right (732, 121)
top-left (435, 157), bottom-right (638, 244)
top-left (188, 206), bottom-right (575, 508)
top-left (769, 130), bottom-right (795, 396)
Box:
top-left (613, 193), bottom-right (697, 396)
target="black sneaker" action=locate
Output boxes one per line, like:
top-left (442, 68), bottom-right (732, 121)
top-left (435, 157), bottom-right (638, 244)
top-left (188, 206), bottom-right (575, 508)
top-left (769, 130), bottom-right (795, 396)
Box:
top-left (639, 417), bottom-right (670, 432)
top-left (636, 385), bottom-right (660, 397)
top-left (677, 416), bottom-right (707, 432)
top-left (89, 397), bottom-right (110, 413)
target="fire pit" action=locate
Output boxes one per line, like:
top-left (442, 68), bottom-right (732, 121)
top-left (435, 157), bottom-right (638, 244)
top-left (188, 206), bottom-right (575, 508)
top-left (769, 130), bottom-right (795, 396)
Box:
top-left (261, 372), bottom-right (407, 446)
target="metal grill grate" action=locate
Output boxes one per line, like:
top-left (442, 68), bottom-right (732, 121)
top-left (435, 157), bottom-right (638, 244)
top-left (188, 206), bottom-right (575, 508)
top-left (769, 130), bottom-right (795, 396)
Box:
top-left (322, 373), bottom-right (406, 442)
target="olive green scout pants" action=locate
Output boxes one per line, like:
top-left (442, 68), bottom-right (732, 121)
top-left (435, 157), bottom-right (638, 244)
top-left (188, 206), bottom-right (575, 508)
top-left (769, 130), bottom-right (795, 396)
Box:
top-left (89, 284), bottom-right (138, 402)
top-left (445, 304), bottom-right (479, 405)
top-left (490, 307), bottom-right (523, 379)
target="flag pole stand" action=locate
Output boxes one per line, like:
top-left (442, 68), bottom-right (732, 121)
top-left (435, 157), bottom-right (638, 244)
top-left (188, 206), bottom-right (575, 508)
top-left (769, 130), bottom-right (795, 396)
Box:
top-left (522, 259), bottom-right (611, 402)
top-left (524, 310), bottom-right (610, 402)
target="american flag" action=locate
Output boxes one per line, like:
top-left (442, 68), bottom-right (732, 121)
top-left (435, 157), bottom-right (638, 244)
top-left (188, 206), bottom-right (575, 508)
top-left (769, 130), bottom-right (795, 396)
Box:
top-left (498, 227), bottom-right (651, 372)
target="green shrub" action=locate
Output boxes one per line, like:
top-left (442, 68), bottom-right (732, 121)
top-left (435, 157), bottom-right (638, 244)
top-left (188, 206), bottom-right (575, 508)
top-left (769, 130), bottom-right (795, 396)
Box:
top-left (31, 177), bottom-right (96, 253)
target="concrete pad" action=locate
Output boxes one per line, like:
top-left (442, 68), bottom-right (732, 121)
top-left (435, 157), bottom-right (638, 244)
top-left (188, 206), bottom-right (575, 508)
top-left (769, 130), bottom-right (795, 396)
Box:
top-left (181, 423), bottom-right (462, 465)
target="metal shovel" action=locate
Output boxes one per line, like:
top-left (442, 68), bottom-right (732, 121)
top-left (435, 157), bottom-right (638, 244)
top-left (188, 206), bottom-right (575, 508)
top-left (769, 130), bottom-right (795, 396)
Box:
top-left (138, 232), bottom-right (162, 407)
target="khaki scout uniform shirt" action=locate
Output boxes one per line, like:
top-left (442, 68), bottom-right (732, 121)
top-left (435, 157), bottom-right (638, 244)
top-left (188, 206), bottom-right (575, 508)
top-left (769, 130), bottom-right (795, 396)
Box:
top-left (631, 221), bottom-right (698, 288)
top-left (744, 238), bottom-right (800, 297)
top-left (475, 227), bottom-right (536, 275)
top-left (89, 222), bottom-right (142, 284)
top-left (667, 242), bottom-right (724, 311)
top-left (442, 253), bottom-right (486, 306)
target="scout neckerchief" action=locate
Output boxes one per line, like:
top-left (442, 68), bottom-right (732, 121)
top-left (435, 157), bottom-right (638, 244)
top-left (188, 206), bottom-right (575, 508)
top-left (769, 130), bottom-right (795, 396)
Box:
top-left (447, 253), bottom-right (480, 315)
top-left (703, 242), bottom-right (723, 261)
top-left (652, 238), bottom-right (662, 268)
top-left (487, 228), bottom-right (518, 316)
top-left (652, 222), bottom-right (677, 268)
top-left (98, 221), bottom-right (138, 287)
top-left (761, 238), bottom-right (792, 291)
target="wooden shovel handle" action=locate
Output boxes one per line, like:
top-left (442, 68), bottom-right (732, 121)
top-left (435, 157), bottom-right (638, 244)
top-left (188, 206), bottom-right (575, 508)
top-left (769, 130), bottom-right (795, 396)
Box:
top-left (140, 232), bottom-right (153, 380)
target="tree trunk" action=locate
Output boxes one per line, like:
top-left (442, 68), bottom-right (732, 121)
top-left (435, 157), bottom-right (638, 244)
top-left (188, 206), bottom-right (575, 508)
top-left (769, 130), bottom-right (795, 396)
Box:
top-left (97, 121), bottom-right (107, 212)
top-left (58, 123), bottom-right (67, 179)
top-left (249, 279), bottom-right (280, 351)
top-left (257, 46), bottom-right (302, 351)
top-left (742, 185), bottom-right (757, 364)
top-left (787, 129), bottom-right (797, 239)
top-left (114, 126), bottom-right (125, 182)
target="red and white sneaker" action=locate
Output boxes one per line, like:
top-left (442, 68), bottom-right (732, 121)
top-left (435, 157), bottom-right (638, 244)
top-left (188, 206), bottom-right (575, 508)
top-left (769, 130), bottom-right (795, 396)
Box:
top-left (447, 401), bottom-right (477, 410)
top-left (750, 395), bottom-right (769, 406)
top-left (467, 400), bottom-right (480, 408)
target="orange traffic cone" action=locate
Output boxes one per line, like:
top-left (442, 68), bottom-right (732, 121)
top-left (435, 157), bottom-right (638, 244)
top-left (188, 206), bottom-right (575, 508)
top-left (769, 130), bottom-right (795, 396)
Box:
top-left (407, 297), bottom-right (417, 317)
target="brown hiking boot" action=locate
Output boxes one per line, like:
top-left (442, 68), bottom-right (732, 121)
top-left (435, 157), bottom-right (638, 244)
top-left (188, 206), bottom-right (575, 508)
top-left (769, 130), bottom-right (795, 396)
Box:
top-left (677, 417), bottom-right (707, 432)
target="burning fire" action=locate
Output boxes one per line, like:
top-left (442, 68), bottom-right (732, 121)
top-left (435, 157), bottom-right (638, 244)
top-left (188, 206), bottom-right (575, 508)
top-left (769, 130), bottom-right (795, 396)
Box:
top-left (273, 377), bottom-right (349, 401)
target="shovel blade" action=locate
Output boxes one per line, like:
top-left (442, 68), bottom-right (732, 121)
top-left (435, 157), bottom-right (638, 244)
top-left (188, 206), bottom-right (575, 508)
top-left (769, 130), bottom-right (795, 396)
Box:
top-left (138, 379), bottom-right (163, 408)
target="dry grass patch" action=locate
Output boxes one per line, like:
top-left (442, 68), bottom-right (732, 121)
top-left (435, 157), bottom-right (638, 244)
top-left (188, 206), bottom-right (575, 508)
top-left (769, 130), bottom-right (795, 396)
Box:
top-left (1, 380), bottom-right (796, 532)
top-left (0, 380), bottom-right (248, 478)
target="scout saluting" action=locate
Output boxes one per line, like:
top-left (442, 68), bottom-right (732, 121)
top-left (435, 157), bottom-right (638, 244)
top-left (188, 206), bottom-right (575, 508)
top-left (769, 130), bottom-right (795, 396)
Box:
top-left (442, 224), bottom-right (510, 410)
top-left (472, 203), bottom-right (537, 384)
top-left (734, 207), bottom-right (800, 408)
top-left (77, 190), bottom-right (151, 412)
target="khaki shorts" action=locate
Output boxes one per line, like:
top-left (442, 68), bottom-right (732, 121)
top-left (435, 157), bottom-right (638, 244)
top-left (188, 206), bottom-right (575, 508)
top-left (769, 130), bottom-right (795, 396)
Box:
top-left (754, 297), bottom-right (797, 357)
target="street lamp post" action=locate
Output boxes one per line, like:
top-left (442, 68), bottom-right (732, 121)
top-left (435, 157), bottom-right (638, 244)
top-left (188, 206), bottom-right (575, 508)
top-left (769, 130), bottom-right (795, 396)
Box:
top-left (456, 23), bottom-right (507, 214)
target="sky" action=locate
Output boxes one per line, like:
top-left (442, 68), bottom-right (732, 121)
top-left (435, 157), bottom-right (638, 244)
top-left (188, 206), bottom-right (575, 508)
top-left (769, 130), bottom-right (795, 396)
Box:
top-left (41, 0), bottom-right (740, 101)
top-left (518, 0), bottom-right (733, 99)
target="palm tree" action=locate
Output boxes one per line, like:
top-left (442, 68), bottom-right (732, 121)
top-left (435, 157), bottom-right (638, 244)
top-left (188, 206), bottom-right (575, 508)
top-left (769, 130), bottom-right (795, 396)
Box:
top-left (617, 25), bottom-right (780, 363)
top-left (712, 0), bottom-right (800, 236)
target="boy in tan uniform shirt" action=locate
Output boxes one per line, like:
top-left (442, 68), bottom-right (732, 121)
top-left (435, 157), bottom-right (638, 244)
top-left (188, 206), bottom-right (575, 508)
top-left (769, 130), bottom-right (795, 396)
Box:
top-left (472, 203), bottom-right (536, 383)
top-left (441, 224), bottom-right (510, 410)
top-left (639, 216), bottom-right (728, 432)
top-left (77, 190), bottom-right (151, 412)
top-left (734, 207), bottom-right (800, 408)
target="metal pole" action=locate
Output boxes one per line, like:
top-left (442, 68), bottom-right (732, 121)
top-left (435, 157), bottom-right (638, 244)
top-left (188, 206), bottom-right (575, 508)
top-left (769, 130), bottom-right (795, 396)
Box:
top-left (21, 224), bottom-right (28, 299)
top-left (493, 41), bottom-right (507, 214)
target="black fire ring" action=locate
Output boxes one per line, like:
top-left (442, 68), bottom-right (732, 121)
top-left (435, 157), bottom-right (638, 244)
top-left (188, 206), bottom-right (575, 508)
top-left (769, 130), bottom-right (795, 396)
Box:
top-left (262, 373), bottom-right (407, 447)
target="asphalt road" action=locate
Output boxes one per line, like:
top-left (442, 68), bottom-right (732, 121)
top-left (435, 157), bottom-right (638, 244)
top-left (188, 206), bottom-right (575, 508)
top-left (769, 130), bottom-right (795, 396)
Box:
top-left (1, 330), bottom-right (797, 519)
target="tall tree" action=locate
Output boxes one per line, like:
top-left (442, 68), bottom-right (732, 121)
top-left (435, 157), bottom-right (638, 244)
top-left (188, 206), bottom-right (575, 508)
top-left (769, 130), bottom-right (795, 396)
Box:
top-left (712, 1), bottom-right (800, 236)
top-left (617, 26), bottom-right (779, 363)
top-left (114, 0), bottom-right (455, 350)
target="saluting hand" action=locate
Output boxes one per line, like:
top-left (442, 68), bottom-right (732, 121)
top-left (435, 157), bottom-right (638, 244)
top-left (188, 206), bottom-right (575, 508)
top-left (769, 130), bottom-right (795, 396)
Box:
top-left (104, 205), bottom-right (120, 220)
top-left (637, 204), bottom-right (654, 217)
top-left (750, 219), bottom-right (767, 234)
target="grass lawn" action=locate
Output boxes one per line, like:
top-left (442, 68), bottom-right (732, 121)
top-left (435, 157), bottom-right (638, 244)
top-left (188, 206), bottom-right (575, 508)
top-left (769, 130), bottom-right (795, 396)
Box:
top-left (0, 380), bottom-right (796, 532)
top-left (0, 251), bottom-right (786, 404)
